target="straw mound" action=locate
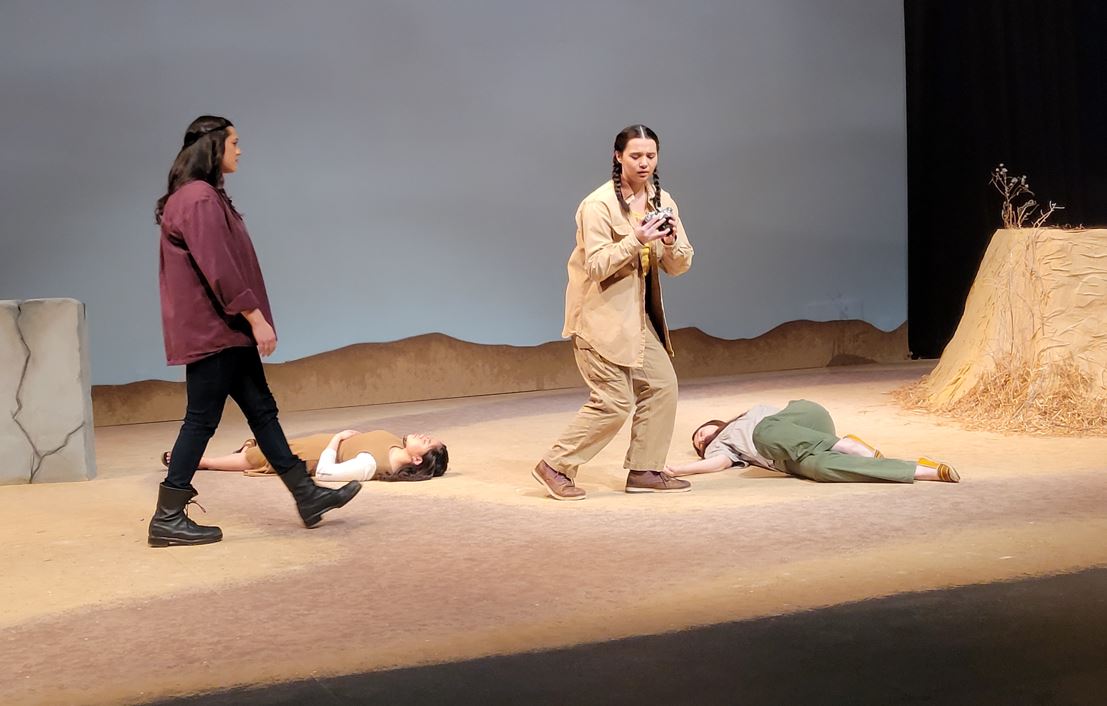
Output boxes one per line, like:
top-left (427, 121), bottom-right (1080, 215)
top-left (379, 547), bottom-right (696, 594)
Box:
top-left (895, 358), bottom-right (1107, 436)
top-left (896, 227), bottom-right (1107, 437)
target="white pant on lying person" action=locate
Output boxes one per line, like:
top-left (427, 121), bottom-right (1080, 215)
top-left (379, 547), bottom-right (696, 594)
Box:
top-left (315, 448), bottom-right (377, 482)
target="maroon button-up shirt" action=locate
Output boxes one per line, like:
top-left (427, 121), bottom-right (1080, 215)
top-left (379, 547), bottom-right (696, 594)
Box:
top-left (158, 180), bottom-right (275, 365)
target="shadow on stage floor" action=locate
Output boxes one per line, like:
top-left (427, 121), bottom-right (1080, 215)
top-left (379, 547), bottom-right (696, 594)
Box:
top-left (155, 567), bottom-right (1107, 706)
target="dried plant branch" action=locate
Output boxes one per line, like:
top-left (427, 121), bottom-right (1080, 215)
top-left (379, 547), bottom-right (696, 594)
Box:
top-left (990, 164), bottom-right (1063, 229)
top-left (1032, 201), bottom-right (1064, 228)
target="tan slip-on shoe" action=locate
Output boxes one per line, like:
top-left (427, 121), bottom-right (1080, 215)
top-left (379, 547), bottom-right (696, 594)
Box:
top-left (919, 457), bottom-right (960, 483)
top-left (844, 434), bottom-right (885, 458)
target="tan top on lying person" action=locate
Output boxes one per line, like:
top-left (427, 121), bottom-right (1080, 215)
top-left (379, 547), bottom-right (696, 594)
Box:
top-left (165, 430), bottom-right (449, 482)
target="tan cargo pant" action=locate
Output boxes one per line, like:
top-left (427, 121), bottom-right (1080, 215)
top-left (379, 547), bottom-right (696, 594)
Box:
top-left (544, 326), bottom-right (677, 477)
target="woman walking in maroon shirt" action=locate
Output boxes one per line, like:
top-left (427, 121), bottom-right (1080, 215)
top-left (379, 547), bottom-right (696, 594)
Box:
top-left (149, 115), bottom-right (361, 547)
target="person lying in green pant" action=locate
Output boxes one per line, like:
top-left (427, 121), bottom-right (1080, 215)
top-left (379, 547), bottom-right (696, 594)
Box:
top-left (666, 399), bottom-right (960, 483)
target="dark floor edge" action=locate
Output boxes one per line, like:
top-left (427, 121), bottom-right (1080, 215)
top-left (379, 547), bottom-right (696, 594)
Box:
top-left (148, 565), bottom-right (1107, 706)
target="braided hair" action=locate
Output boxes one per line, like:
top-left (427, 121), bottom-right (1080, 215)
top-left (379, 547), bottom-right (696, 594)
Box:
top-left (611, 124), bottom-right (662, 214)
top-left (155, 115), bottom-right (240, 224)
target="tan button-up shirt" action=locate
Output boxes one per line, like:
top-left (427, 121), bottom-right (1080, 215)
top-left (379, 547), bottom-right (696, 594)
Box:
top-left (562, 180), bottom-right (694, 367)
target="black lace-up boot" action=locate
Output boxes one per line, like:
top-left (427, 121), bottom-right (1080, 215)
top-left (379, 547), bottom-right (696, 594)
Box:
top-left (148, 483), bottom-right (223, 547)
top-left (278, 460), bottom-right (362, 528)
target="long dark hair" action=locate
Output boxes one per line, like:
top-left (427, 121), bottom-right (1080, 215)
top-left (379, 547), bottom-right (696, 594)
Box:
top-left (611, 124), bottom-right (663, 214)
top-left (155, 115), bottom-right (238, 224)
top-left (375, 443), bottom-right (449, 482)
top-left (692, 413), bottom-right (750, 458)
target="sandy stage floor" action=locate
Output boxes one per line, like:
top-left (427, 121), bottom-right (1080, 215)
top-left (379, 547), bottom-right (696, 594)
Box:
top-left (2, 362), bottom-right (1105, 705)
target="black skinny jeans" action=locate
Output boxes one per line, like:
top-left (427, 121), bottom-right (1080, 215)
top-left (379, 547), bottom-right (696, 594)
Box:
top-left (164, 346), bottom-right (298, 489)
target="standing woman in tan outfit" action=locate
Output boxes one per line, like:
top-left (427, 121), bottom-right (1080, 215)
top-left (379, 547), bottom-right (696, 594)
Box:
top-left (533, 124), bottom-right (695, 500)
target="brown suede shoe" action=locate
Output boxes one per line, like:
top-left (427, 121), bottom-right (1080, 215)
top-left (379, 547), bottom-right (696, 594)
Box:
top-left (532, 460), bottom-right (586, 501)
top-left (625, 470), bottom-right (692, 493)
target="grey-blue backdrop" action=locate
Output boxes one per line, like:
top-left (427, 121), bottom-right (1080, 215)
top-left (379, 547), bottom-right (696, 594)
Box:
top-left (0, 0), bottom-right (907, 385)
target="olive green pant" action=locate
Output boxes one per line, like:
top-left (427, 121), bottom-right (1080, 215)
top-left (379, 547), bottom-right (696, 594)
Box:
top-left (752, 400), bottom-right (915, 483)
top-left (545, 326), bottom-right (677, 478)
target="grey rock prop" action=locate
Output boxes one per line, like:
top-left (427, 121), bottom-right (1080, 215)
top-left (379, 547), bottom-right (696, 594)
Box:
top-left (0, 299), bottom-right (97, 484)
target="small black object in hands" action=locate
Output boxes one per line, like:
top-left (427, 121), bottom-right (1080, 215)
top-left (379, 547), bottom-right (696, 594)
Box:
top-left (643, 207), bottom-right (675, 234)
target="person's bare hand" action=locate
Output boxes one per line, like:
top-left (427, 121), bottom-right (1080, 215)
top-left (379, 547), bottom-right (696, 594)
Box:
top-left (660, 218), bottom-right (678, 246)
top-left (635, 212), bottom-right (670, 244)
top-left (251, 318), bottom-right (277, 357)
top-left (335, 429), bottom-right (359, 442)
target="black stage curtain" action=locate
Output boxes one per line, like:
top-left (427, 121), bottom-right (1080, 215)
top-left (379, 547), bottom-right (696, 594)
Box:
top-left (905, 0), bottom-right (1107, 358)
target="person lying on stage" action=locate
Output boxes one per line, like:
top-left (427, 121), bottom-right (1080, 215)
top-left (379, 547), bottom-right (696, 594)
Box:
top-left (163, 430), bottom-right (448, 482)
top-left (668, 399), bottom-right (960, 483)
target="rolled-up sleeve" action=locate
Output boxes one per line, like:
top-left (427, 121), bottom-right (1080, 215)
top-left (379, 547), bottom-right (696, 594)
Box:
top-left (705, 440), bottom-right (749, 468)
top-left (660, 201), bottom-right (694, 276)
top-left (177, 196), bottom-right (262, 316)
